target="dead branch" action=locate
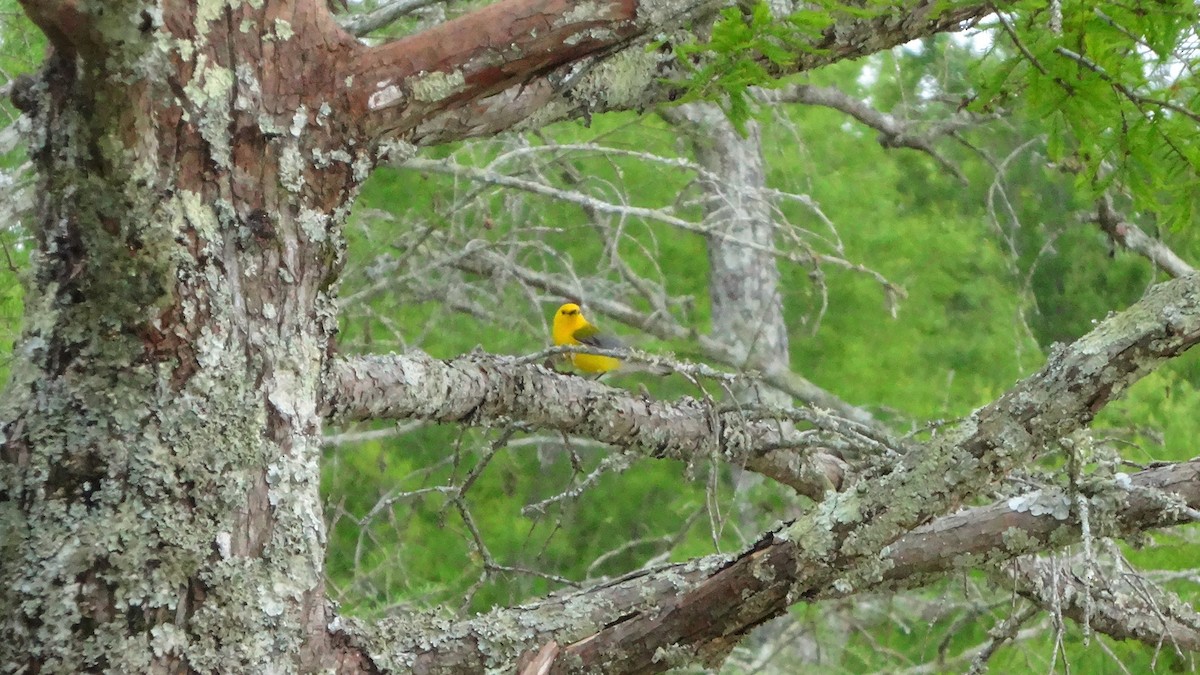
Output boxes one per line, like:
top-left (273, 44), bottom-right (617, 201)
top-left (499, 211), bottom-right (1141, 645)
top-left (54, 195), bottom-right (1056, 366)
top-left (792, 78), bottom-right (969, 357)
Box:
top-left (757, 83), bottom-right (992, 183)
top-left (1095, 195), bottom-right (1196, 279)
top-left (341, 459), bottom-right (1200, 672)
top-left (1006, 555), bottom-right (1200, 654)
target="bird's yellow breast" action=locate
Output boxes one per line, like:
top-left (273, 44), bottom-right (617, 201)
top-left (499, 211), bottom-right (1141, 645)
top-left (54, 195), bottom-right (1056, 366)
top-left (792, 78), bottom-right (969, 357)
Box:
top-left (569, 352), bottom-right (622, 374)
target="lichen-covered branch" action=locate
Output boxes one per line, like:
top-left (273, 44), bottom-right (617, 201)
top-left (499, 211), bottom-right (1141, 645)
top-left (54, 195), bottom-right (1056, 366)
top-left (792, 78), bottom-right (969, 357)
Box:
top-left (350, 0), bottom-right (1015, 145)
top-left (1004, 555), bottom-right (1200, 653)
top-left (338, 459), bottom-right (1200, 672)
top-left (512, 273), bottom-right (1200, 671)
top-left (886, 458), bottom-right (1200, 582)
top-left (322, 350), bottom-right (855, 498)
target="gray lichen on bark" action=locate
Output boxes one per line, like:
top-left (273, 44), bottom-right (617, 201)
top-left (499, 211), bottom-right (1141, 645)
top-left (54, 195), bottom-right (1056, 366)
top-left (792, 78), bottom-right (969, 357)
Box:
top-left (1, 0), bottom-right (363, 669)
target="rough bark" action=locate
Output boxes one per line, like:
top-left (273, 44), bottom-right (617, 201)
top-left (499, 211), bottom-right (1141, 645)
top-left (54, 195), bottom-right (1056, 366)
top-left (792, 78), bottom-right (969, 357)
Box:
top-left (325, 350), bottom-right (858, 497)
top-left (339, 458), bottom-right (1200, 672)
top-left (3, 0), bottom-right (1187, 671)
top-left (2, 0), bottom-right (366, 670)
top-left (1006, 556), bottom-right (1200, 653)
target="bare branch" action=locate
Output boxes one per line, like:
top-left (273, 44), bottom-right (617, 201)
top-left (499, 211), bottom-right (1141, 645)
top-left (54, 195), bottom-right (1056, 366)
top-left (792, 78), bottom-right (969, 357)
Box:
top-left (339, 0), bottom-right (447, 36)
top-left (322, 349), bottom-right (856, 498)
top-left (342, 459), bottom-right (1200, 672)
top-left (400, 156), bottom-right (857, 272)
top-left (451, 245), bottom-right (885, 429)
top-left (1094, 195), bottom-right (1196, 279)
top-left (321, 421), bottom-right (424, 447)
top-left (962, 608), bottom-right (1042, 675)
top-left (757, 84), bottom-right (990, 183)
top-left (1005, 555), bottom-right (1200, 653)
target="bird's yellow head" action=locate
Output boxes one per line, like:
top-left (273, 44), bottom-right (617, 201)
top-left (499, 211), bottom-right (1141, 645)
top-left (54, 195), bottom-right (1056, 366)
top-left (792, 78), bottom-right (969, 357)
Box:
top-left (553, 303), bottom-right (586, 345)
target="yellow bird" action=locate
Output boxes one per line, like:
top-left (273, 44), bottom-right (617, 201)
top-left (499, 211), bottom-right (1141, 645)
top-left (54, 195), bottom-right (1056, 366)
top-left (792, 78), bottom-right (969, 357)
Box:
top-left (552, 303), bottom-right (625, 374)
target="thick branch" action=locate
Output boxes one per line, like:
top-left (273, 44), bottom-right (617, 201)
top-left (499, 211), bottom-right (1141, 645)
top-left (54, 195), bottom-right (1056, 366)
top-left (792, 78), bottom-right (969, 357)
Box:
top-left (352, 0), bottom-right (1013, 144)
top-left (886, 459), bottom-right (1200, 581)
top-left (538, 273), bottom-right (1200, 671)
top-left (322, 351), bottom-right (855, 498)
top-left (342, 459), bottom-right (1200, 672)
top-left (350, 0), bottom-right (659, 138)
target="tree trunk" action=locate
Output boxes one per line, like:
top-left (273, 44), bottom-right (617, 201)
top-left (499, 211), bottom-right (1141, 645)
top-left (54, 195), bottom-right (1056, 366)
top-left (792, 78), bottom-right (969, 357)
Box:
top-left (1, 4), bottom-right (367, 670)
top-left (667, 103), bottom-right (791, 403)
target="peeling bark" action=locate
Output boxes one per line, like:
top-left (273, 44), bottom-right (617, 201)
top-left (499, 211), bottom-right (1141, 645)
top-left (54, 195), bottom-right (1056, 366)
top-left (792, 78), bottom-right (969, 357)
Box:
top-left (365, 0), bottom-right (1014, 144)
top-left (351, 0), bottom-right (648, 137)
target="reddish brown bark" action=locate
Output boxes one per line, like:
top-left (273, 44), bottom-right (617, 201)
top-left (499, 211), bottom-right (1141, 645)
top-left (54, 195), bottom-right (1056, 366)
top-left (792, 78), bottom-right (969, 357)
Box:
top-left (5, 0), bottom-right (368, 671)
top-left (350, 0), bottom-right (640, 136)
